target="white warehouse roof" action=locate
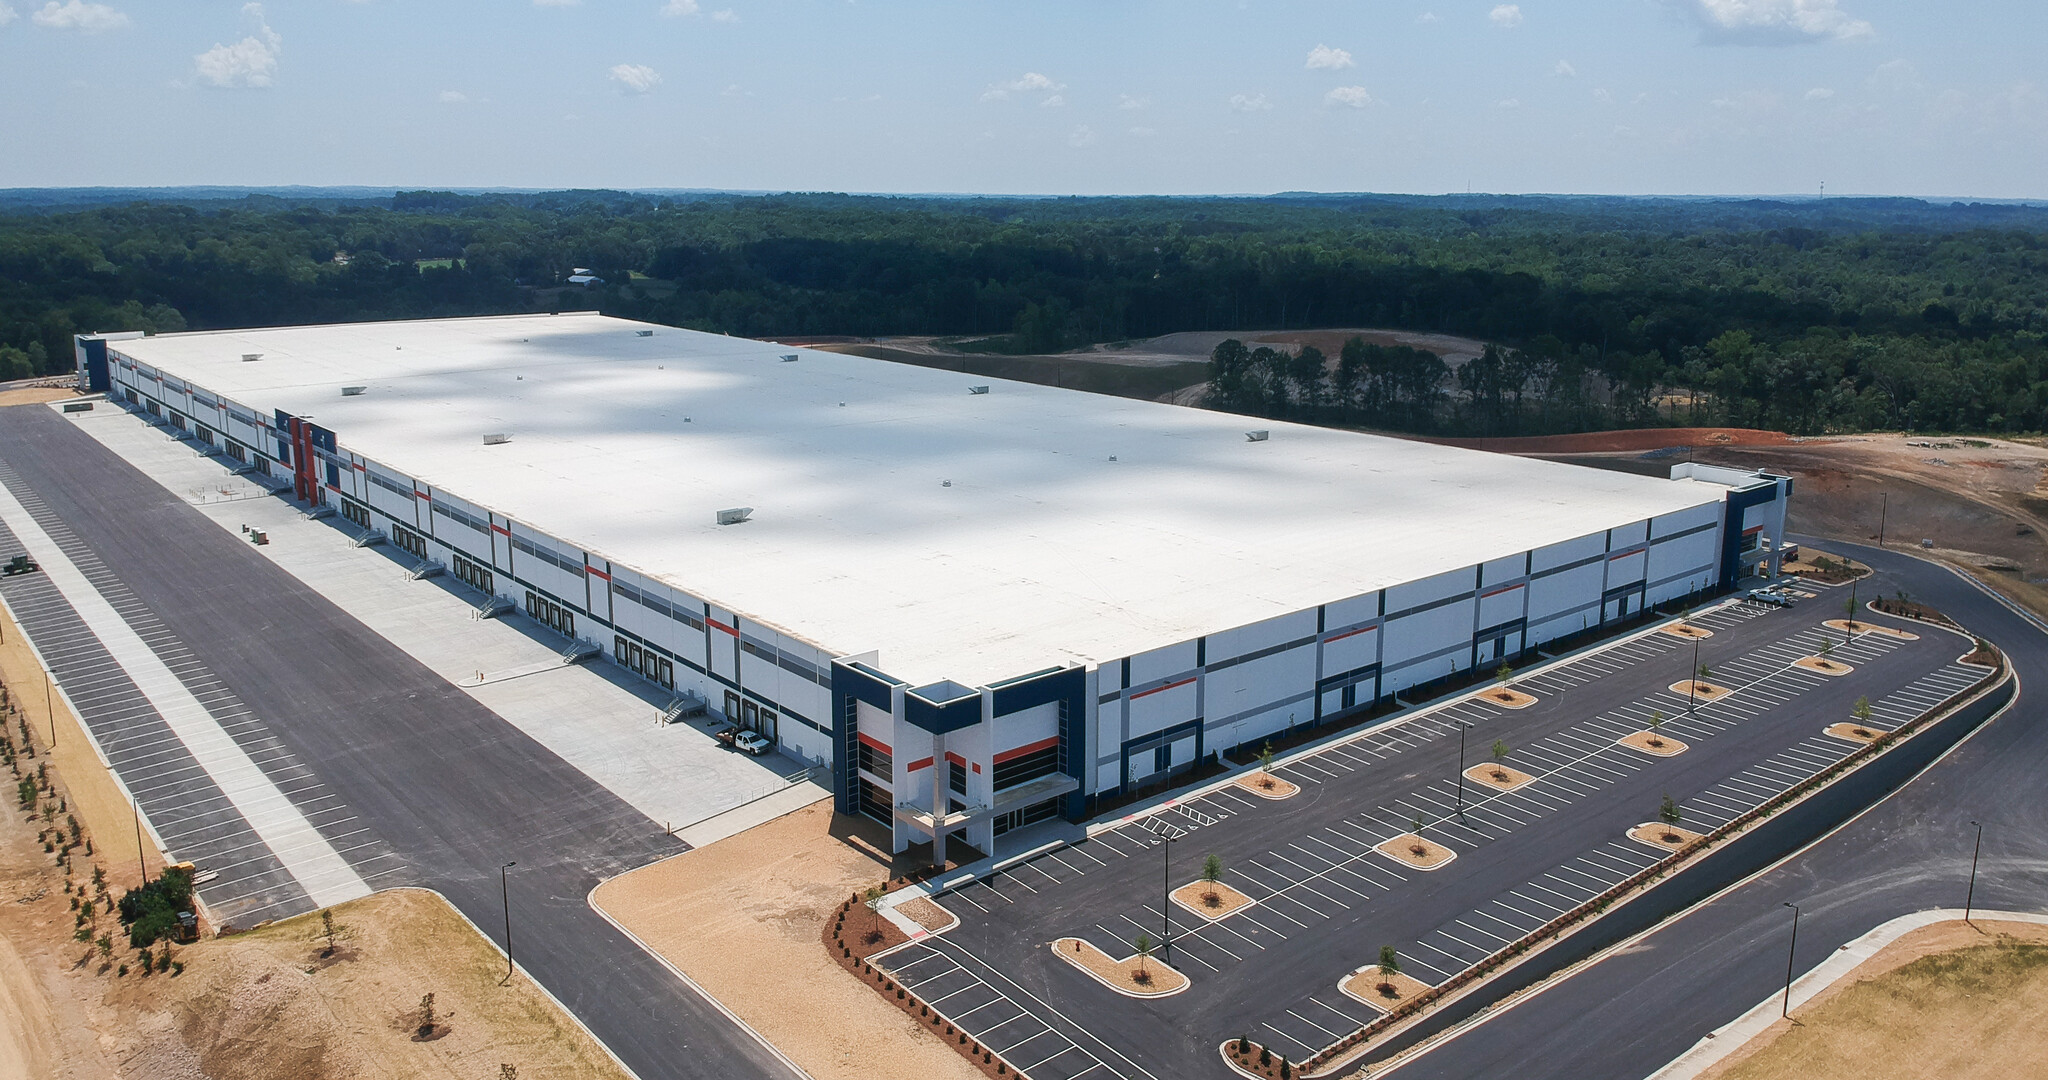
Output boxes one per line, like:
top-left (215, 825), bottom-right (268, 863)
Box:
top-left (114, 313), bottom-right (1728, 686)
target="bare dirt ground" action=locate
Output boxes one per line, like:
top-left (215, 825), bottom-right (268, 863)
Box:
top-left (590, 800), bottom-right (982, 1080)
top-left (1448, 427), bottom-right (2048, 617)
top-left (1702, 919), bottom-right (2048, 1080)
top-left (0, 388), bottom-right (81, 408)
top-left (0, 792), bottom-right (627, 1080)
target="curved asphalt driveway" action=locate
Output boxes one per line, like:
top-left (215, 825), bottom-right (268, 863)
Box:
top-left (1391, 537), bottom-right (2047, 1080)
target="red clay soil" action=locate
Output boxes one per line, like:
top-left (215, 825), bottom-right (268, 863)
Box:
top-left (1424, 428), bottom-right (1796, 455)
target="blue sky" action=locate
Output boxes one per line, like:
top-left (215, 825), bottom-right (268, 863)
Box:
top-left (1, 0), bottom-right (2041, 197)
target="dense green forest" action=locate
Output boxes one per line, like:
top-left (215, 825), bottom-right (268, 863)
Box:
top-left (3, 188), bottom-right (2046, 437)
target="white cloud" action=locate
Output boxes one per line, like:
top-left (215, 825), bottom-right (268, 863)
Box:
top-left (1866, 57), bottom-right (1920, 94)
top-left (1117, 94), bottom-right (1150, 110)
top-left (609, 63), bottom-right (662, 93)
top-left (32, 0), bottom-right (126, 31)
top-left (1040, 94), bottom-right (1065, 107)
top-left (1593, 87), bottom-right (1613, 103)
top-left (1488, 4), bottom-right (1523, 28)
top-left (1806, 86), bottom-right (1834, 99)
top-left (195, 6), bottom-right (280, 88)
top-left (1324, 85), bottom-right (1371, 108)
top-left (1228, 92), bottom-right (1271, 112)
top-left (721, 82), bottom-right (751, 97)
top-left (981, 71), bottom-right (1063, 102)
top-left (659, 0), bottom-right (696, 12)
top-left (1067, 125), bottom-right (1097, 147)
top-left (1553, 60), bottom-right (1577, 77)
top-left (1676, 0), bottom-right (1873, 45)
top-left (0, 4), bottom-right (17, 26)
top-left (1305, 44), bottom-right (1354, 70)
top-left (1416, 11), bottom-right (1439, 23)
top-left (438, 90), bottom-right (468, 103)
top-left (711, 8), bottom-right (738, 21)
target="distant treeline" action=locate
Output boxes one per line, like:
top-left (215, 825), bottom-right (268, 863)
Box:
top-left (2, 190), bottom-right (2045, 435)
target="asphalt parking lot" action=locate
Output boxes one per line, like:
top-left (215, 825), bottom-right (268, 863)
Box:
top-left (877, 593), bottom-right (1987, 1080)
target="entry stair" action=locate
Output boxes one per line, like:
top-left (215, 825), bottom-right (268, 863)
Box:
top-left (300, 505), bottom-right (337, 521)
top-left (471, 596), bottom-right (515, 621)
top-left (352, 529), bottom-right (387, 548)
top-left (560, 640), bottom-right (603, 665)
top-left (407, 559), bottom-right (445, 581)
top-left (659, 690), bottom-right (709, 725)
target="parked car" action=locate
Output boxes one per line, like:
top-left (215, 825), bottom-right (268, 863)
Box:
top-left (733, 730), bottom-right (774, 756)
top-left (1747, 588), bottom-right (1792, 607)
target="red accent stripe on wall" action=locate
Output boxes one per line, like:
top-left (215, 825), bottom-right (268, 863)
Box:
top-left (905, 757), bottom-right (934, 772)
top-left (1323, 624), bottom-right (1377, 644)
top-left (491, 524), bottom-right (510, 535)
top-left (1129, 676), bottom-right (1196, 701)
top-left (1608, 548), bottom-right (1646, 561)
top-left (1742, 525), bottom-right (1762, 535)
top-left (1480, 584), bottom-right (1524, 599)
top-left (944, 751), bottom-right (967, 767)
top-left (416, 490), bottom-right (431, 502)
top-left (994, 735), bottom-right (1060, 764)
top-left (586, 566), bottom-right (611, 581)
top-left (706, 618), bottom-right (738, 637)
top-left (856, 732), bottom-right (891, 754)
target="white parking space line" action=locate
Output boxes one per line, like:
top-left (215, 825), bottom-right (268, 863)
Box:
top-left (0, 481), bottom-right (368, 908)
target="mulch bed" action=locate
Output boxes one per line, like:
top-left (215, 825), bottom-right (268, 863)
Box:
top-left (1172, 880), bottom-right (1255, 919)
top-left (1825, 619), bottom-right (1918, 640)
top-left (1627, 822), bottom-right (1704, 852)
top-left (1670, 679), bottom-right (1732, 701)
top-left (1659, 623), bottom-right (1713, 640)
top-left (1463, 764), bottom-right (1534, 791)
top-left (1234, 771), bottom-right (1300, 799)
top-left (1223, 1037), bottom-right (1306, 1080)
top-left (1339, 969), bottom-right (1435, 1012)
top-left (1824, 722), bottom-right (1883, 744)
top-left (1618, 730), bottom-right (1688, 757)
top-left (1052, 937), bottom-right (1187, 996)
top-left (1794, 656), bottom-right (1855, 677)
top-left (823, 894), bottom-right (1022, 1080)
top-left (1871, 597), bottom-right (1957, 627)
top-left (1375, 833), bottom-right (1455, 870)
top-left (1480, 687), bottom-right (1536, 709)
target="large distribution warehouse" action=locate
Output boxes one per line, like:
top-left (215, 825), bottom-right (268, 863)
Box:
top-left (76, 313), bottom-right (1790, 861)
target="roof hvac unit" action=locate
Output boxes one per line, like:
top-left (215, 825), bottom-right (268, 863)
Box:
top-left (967, 385), bottom-right (990, 395)
top-left (1245, 430), bottom-right (1270, 442)
top-left (780, 354), bottom-right (800, 362)
top-left (241, 353), bottom-right (264, 362)
top-left (716, 507), bottom-right (754, 526)
top-left (482, 433), bottom-right (512, 445)
top-left (341, 386), bottom-right (367, 397)
top-left (636, 330), bottom-right (655, 337)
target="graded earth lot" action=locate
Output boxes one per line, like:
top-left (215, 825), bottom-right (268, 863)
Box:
top-left (1704, 919), bottom-right (2048, 1080)
top-left (0, 760), bottom-right (630, 1080)
top-left (591, 800), bottom-right (983, 1080)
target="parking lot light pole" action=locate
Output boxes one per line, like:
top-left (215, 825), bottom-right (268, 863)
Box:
top-left (1965, 821), bottom-right (1983, 925)
top-left (1689, 634), bottom-right (1702, 713)
top-left (45, 670), bottom-right (55, 749)
top-left (1781, 902), bottom-right (1801, 1018)
top-left (500, 861), bottom-right (518, 985)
